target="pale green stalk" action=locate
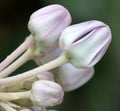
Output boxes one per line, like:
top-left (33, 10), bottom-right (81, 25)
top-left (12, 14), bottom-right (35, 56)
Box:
top-left (0, 55), bottom-right (68, 87)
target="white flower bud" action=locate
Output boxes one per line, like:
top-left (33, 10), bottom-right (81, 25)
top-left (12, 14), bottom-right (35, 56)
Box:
top-left (59, 20), bottom-right (112, 68)
top-left (55, 63), bottom-right (94, 91)
top-left (31, 80), bottom-right (64, 108)
top-left (28, 4), bottom-right (71, 47)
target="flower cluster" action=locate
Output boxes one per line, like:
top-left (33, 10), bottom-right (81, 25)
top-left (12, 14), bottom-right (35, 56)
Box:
top-left (0, 4), bottom-right (111, 111)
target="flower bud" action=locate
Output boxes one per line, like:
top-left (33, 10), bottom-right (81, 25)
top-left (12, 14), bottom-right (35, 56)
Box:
top-left (55, 63), bottom-right (94, 91)
top-left (59, 20), bottom-right (112, 68)
top-left (28, 4), bottom-right (71, 47)
top-left (31, 80), bottom-right (64, 108)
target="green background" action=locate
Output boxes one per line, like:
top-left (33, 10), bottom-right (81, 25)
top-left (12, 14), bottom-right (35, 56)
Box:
top-left (0, 0), bottom-right (120, 111)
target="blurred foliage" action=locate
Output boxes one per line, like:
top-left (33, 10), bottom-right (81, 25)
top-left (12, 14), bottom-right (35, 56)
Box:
top-left (0, 0), bottom-right (120, 111)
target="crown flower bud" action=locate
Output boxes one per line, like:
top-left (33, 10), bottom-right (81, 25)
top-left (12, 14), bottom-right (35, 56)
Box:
top-left (31, 80), bottom-right (64, 108)
top-left (55, 63), bottom-right (94, 91)
top-left (59, 20), bottom-right (112, 68)
top-left (28, 4), bottom-right (71, 47)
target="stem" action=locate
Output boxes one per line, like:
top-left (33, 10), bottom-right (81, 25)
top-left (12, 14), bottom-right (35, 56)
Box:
top-left (6, 102), bottom-right (21, 109)
top-left (0, 91), bottom-right (31, 101)
top-left (0, 55), bottom-right (68, 87)
top-left (0, 48), bottom-right (34, 78)
top-left (0, 35), bottom-right (33, 72)
top-left (0, 102), bottom-right (17, 111)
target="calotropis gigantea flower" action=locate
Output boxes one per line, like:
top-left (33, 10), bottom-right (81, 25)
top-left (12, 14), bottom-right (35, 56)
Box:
top-left (31, 80), bottom-right (64, 108)
top-left (55, 63), bottom-right (94, 91)
top-left (28, 4), bottom-right (71, 48)
top-left (59, 20), bottom-right (112, 68)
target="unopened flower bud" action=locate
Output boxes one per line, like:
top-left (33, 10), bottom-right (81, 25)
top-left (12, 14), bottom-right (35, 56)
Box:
top-left (55, 63), bottom-right (94, 91)
top-left (59, 20), bottom-right (112, 68)
top-left (31, 80), bottom-right (64, 108)
top-left (28, 4), bottom-right (71, 47)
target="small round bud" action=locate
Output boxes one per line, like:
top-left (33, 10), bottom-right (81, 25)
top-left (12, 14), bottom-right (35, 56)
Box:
top-left (31, 80), bottom-right (64, 108)
top-left (59, 20), bottom-right (112, 68)
top-left (55, 63), bottom-right (94, 91)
